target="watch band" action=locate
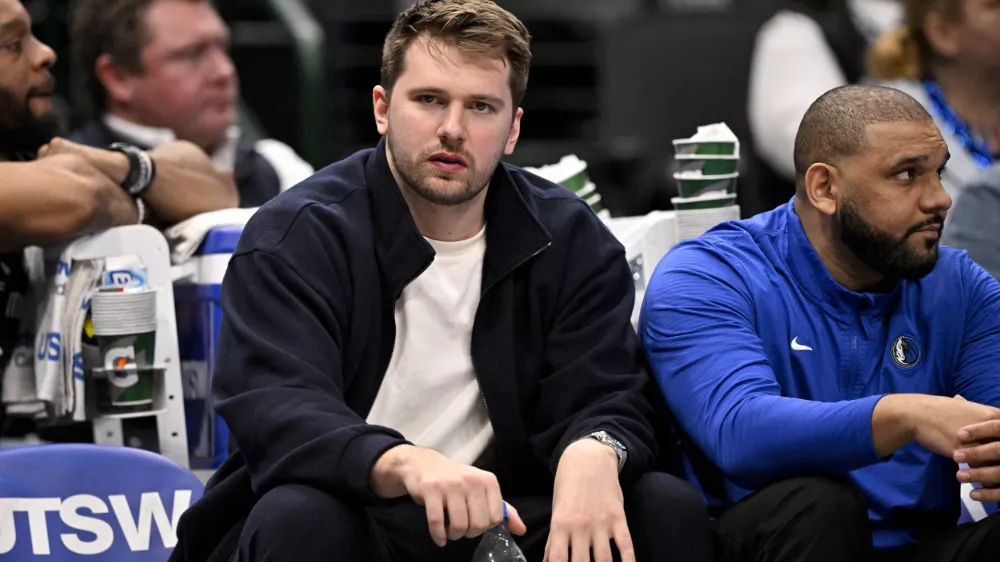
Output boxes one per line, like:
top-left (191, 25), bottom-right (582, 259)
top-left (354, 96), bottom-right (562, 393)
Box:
top-left (587, 430), bottom-right (627, 474)
top-left (108, 142), bottom-right (156, 197)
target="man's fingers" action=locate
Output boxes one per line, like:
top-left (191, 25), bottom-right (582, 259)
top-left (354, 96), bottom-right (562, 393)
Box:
top-left (485, 486), bottom-right (504, 528)
top-left (543, 525), bottom-right (569, 562)
top-left (955, 441), bottom-right (1000, 465)
top-left (958, 420), bottom-right (1000, 443)
top-left (970, 486), bottom-right (1000, 503)
top-left (613, 520), bottom-right (637, 562)
top-left (424, 493), bottom-right (447, 547)
top-left (445, 490), bottom-right (470, 541)
top-left (592, 528), bottom-right (613, 562)
top-left (570, 529), bottom-right (590, 562)
top-left (958, 466), bottom-right (1000, 487)
top-left (506, 503), bottom-right (528, 536)
top-left (464, 487), bottom-right (491, 539)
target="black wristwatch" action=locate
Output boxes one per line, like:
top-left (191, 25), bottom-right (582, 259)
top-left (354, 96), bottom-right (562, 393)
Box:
top-left (108, 142), bottom-right (156, 197)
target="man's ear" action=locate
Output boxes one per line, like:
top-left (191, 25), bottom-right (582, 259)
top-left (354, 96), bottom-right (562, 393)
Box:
top-left (94, 54), bottom-right (137, 108)
top-left (373, 86), bottom-right (390, 136)
top-left (504, 107), bottom-right (523, 155)
top-left (803, 163), bottom-right (841, 217)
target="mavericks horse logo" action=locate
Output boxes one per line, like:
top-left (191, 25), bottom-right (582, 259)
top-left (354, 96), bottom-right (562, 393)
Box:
top-left (890, 336), bottom-right (920, 369)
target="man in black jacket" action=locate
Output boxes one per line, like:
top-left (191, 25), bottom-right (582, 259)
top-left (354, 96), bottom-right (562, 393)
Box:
top-left (170, 1), bottom-right (712, 561)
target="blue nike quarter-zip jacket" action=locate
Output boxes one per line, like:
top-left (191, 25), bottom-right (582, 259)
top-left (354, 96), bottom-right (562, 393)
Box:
top-left (641, 200), bottom-right (1000, 550)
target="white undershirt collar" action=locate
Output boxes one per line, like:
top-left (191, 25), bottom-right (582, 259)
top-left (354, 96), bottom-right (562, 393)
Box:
top-left (102, 113), bottom-right (241, 173)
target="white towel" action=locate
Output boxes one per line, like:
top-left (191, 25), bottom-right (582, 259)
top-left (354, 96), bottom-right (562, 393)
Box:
top-left (163, 208), bottom-right (257, 265)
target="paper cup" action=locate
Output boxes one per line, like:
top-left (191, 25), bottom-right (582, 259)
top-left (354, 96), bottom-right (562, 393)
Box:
top-left (672, 139), bottom-right (738, 157)
top-left (576, 182), bottom-right (597, 199)
top-left (674, 204), bottom-right (742, 242)
top-left (671, 193), bottom-right (737, 211)
top-left (675, 155), bottom-right (739, 176)
top-left (674, 173), bottom-right (739, 198)
top-left (97, 333), bottom-right (156, 406)
top-left (91, 289), bottom-right (157, 336)
top-left (90, 289), bottom-right (157, 407)
top-left (560, 170), bottom-right (589, 193)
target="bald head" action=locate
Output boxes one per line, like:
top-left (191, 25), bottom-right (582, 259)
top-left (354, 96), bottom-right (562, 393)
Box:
top-left (793, 85), bottom-right (933, 191)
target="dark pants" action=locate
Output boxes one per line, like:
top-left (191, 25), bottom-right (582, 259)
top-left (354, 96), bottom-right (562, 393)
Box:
top-left (234, 472), bottom-right (713, 562)
top-left (713, 477), bottom-right (1000, 562)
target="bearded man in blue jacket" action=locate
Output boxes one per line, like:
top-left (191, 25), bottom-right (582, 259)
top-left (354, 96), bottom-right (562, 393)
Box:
top-left (168, 1), bottom-right (713, 561)
top-left (642, 84), bottom-right (1000, 562)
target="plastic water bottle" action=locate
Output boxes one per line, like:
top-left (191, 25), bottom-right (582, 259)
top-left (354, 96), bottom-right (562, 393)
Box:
top-left (471, 503), bottom-right (527, 562)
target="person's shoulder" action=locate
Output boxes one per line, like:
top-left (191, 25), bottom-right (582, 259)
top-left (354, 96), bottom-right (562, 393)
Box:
top-left (506, 163), bottom-right (586, 206)
top-left (251, 138), bottom-right (315, 191)
top-left (66, 120), bottom-right (115, 148)
top-left (504, 162), bottom-right (614, 242)
top-left (909, 246), bottom-right (995, 306)
top-left (236, 148), bottom-right (375, 255)
top-left (668, 206), bottom-right (782, 271)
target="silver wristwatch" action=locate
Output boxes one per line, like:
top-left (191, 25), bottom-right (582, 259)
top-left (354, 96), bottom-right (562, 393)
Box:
top-left (587, 430), bottom-right (627, 474)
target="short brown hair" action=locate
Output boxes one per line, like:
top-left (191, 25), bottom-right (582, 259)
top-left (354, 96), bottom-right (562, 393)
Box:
top-left (380, 0), bottom-right (532, 109)
top-left (69, 0), bottom-right (205, 117)
top-left (867, 0), bottom-right (963, 81)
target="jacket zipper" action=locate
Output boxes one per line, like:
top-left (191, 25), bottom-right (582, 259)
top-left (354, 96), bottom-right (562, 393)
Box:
top-left (850, 333), bottom-right (859, 397)
top-left (470, 242), bottom-right (552, 470)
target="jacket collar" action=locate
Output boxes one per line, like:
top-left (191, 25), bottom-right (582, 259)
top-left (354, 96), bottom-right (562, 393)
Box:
top-left (782, 201), bottom-right (898, 323)
top-left (365, 137), bottom-right (552, 297)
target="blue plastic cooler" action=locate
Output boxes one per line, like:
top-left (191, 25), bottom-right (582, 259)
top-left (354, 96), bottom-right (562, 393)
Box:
top-left (174, 226), bottom-right (242, 469)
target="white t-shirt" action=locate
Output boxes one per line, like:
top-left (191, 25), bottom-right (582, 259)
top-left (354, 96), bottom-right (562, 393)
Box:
top-left (366, 226), bottom-right (494, 465)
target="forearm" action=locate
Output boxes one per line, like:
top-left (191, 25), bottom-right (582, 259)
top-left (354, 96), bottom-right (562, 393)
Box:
top-left (144, 141), bottom-right (239, 222)
top-left (871, 394), bottom-right (916, 458)
top-left (95, 141), bottom-right (239, 225)
top-left (693, 392), bottom-right (886, 488)
top-left (0, 159), bottom-right (136, 251)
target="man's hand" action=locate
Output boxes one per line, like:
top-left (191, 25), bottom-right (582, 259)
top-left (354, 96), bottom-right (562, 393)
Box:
top-left (38, 138), bottom-right (129, 185)
top-left (40, 137), bottom-right (239, 226)
top-left (545, 438), bottom-right (634, 562)
top-left (910, 396), bottom-right (1000, 458)
top-left (955, 418), bottom-right (1000, 502)
top-left (369, 445), bottom-right (526, 547)
top-left (873, 394), bottom-right (1000, 458)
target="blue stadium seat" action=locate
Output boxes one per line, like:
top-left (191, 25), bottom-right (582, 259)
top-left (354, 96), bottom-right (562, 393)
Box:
top-left (0, 444), bottom-right (203, 561)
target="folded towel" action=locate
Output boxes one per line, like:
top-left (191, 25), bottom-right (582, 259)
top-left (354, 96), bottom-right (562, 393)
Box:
top-left (164, 208), bottom-right (257, 264)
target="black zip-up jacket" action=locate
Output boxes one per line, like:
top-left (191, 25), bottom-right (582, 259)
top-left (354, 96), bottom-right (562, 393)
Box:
top-left (170, 138), bottom-right (657, 560)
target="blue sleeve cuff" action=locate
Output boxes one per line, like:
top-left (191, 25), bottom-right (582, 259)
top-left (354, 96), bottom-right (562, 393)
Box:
top-left (855, 393), bottom-right (890, 467)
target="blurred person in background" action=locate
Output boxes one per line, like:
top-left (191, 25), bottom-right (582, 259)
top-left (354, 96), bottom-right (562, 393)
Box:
top-left (941, 164), bottom-right (1000, 279)
top-left (748, 0), bottom-right (903, 212)
top-left (68, 0), bottom-right (314, 208)
top-left (0, 0), bottom-right (237, 433)
top-left (869, 0), bottom-right (1000, 203)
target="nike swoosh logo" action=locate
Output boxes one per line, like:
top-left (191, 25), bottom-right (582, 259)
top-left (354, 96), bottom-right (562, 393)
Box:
top-left (791, 337), bottom-right (813, 351)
